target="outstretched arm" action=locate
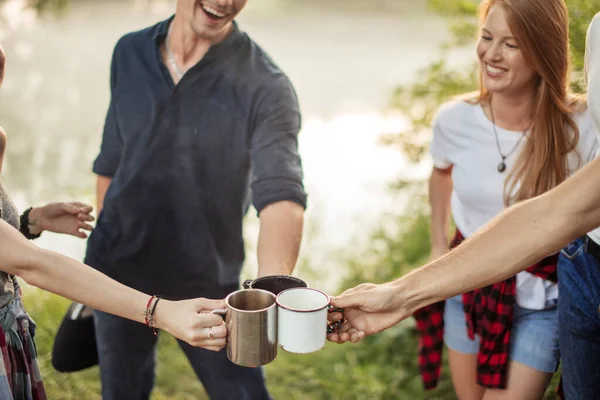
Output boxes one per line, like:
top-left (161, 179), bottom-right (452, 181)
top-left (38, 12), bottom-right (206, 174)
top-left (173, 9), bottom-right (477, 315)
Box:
top-left (328, 13), bottom-right (600, 344)
top-left (329, 155), bottom-right (600, 343)
top-left (0, 220), bottom-right (227, 350)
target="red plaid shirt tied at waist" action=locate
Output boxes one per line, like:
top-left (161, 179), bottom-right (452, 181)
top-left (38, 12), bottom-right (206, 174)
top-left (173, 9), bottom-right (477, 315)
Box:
top-left (413, 230), bottom-right (558, 389)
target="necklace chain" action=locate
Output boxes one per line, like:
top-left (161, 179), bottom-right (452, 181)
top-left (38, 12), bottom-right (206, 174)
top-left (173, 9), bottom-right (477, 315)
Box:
top-left (166, 21), bottom-right (184, 81)
top-left (489, 97), bottom-right (527, 173)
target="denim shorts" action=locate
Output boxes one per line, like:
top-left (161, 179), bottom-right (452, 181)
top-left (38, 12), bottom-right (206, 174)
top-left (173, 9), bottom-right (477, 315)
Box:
top-left (443, 294), bottom-right (560, 373)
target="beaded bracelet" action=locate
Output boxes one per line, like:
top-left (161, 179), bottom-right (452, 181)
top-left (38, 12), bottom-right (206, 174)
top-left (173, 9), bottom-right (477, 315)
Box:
top-left (143, 295), bottom-right (162, 335)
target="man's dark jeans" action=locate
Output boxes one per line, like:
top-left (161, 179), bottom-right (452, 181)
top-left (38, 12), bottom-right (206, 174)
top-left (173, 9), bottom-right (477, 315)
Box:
top-left (93, 310), bottom-right (271, 400)
top-left (558, 237), bottom-right (600, 400)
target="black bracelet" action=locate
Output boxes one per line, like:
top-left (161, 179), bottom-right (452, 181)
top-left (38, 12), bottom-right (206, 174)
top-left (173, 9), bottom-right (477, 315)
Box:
top-left (19, 207), bottom-right (41, 240)
top-left (149, 296), bottom-right (162, 335)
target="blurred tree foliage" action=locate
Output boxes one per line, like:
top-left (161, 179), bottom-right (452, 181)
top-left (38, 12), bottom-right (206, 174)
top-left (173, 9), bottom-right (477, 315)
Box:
top-left (27, 0), bottom-right (69, 13)
top-left (0, 0), bottom-right (68, 13)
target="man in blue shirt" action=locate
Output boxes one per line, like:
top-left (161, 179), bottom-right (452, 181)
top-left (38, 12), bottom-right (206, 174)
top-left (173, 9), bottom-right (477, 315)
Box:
top-left (85, 1), bottom-right (307, 398)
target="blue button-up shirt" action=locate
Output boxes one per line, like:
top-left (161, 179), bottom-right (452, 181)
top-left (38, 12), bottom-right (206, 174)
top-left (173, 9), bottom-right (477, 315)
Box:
top-left (85, 18), bottom-right (307, 299)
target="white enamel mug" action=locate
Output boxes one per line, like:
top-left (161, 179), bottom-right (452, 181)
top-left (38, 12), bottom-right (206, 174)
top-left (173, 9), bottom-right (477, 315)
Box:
top-left (275, 287), bottom-right (332, 354)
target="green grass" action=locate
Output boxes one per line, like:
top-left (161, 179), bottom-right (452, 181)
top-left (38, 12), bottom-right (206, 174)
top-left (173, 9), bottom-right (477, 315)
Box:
top-left (22, 252), bottom-right (560, 399)
top-left (20, 210), bottom-right (560, 400)
top-left (23, 287), bottom-right (458, 400)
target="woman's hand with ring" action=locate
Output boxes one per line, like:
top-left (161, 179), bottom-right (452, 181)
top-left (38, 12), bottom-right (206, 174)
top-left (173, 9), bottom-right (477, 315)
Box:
top-left (154, 298), bottom-right (228, 351)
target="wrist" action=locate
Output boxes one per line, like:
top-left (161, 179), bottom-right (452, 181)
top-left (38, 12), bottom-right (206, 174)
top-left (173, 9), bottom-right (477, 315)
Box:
top-left (388, 275), bottom-right (428, 317)
top-left (19, 207), bottom-right (43, 239)
top-left (257, 266), bottom-right (293, 278)
top-left (27, 207), bottom-right (44, 234)
top-left (152, 299), bottom-right (174, 333)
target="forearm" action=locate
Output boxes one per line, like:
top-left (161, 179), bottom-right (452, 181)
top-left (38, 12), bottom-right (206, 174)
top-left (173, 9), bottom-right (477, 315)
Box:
top-left (395, 157), bottom-right (600, 314)
top-left (2, 221), bottom-right (182, 332)
top-left (0, 219), bottom-right (150, 325)
top-left (96, 175), bottom-right (112, 214)
top-left (428, 168), bottom-right (453, 249)
top-left (256, 201), bottom-right (304, 277)
top-left (395, 194), bottom-right (561, 313)
top-left (28, 249), bottom-right (150, 324)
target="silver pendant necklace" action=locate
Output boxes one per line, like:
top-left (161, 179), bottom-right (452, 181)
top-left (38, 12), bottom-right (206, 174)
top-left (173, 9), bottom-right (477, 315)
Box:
top-left (166, 21), bottom-right (184, 81)
top-left (489, 98), bottom-right (527, 173)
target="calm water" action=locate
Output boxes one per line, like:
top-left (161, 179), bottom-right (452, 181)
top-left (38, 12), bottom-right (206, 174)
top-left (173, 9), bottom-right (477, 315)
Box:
top-left (0, 0), bottom-right (471, 291)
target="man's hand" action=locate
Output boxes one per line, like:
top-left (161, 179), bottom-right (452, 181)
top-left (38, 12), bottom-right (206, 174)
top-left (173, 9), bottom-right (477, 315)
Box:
top-left (28, 202), bottom-right (95, 238)
top-left (327, 282), bottom-right (408, 344)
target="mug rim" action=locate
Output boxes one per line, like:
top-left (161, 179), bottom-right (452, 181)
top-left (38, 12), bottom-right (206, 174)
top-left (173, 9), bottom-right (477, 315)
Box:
top-left (225, 288), bottom-right (277, 313)
top-left (276, 287), bottom-right (330, 313)
top-left (246, 275), bottom-right (308, 286)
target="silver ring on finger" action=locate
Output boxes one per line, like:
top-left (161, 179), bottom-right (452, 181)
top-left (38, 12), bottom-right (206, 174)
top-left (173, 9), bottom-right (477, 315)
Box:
top-left (208, 327), bottom-right (215, 340)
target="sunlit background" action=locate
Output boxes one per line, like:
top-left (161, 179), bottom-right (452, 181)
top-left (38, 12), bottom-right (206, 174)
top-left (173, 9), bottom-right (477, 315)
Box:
top-left (0, 0), bottom-right (473, 293)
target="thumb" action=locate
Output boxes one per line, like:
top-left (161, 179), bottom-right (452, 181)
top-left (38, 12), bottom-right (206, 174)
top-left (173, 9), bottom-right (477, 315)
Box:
top-left (192, 298), bottom-right (227, 312)
top-left (330, 291), bottom-right (366, 309)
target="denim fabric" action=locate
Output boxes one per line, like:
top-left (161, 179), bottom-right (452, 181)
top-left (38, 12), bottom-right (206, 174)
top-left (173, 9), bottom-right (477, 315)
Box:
top-left (443, 294), bottom-right (560, 373)
top-left (558, 237), bottom-right (600, 400)
top-left (93, 310), bottom-right (271, 400)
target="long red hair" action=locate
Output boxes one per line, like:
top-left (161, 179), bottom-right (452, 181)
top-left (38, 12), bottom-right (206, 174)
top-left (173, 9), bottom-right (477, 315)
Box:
top-left (474, 0), bottom-right (584, 204)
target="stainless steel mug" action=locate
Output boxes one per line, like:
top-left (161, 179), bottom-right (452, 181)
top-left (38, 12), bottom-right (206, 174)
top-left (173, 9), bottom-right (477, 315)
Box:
top-left (242, 275), bottom-right (308, 295)
top-left (213, 289), bottom-right (278, 367)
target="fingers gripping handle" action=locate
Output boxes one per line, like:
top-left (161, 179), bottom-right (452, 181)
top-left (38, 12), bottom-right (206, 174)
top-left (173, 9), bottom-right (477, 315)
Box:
top-left (327, 305), bottom-right (345, 334)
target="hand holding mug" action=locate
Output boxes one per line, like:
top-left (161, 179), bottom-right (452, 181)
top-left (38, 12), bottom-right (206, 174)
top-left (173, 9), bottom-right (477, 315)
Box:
top-left (155, 298), bottom-right (227, 352)
top-left (327, 282), bottom-right (407, 344)
top-left (213, 286), bottom-right (345, 367)
top-left (277, 287), bottom-right (344, 354)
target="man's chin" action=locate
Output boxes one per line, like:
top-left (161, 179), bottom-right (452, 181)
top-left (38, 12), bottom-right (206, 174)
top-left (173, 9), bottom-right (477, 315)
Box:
top-left (191, 20), bottom-right (233, 42)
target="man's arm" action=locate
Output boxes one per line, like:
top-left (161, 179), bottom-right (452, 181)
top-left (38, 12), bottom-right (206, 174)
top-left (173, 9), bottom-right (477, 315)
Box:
top-left (251, 75), bottom-right (307, 277)
top-left (329, 156), bottom-right (600, 343)
top-left (257, 201), bottom-right (304, 277)
top-left (96, 175), bottom-right (112, 215)
top-left (397, 155), bottom-right (600, 314)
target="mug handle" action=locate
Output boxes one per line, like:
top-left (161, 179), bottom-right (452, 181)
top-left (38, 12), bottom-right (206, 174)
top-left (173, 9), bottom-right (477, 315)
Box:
top-left (327, 305), bottom-right (345, 334)
top-left (242, 279), bottom-right (253, 289)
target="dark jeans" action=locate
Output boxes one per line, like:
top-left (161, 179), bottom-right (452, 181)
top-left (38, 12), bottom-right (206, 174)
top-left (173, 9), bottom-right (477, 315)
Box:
top-left (558, 237), bottom-right (600, 400)
top-left (93, 310), bottom-right (271, 400)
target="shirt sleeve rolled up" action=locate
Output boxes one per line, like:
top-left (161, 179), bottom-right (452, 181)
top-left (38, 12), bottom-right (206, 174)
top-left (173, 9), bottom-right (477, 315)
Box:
top-left (250, 75), bottom-right (307, 214)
